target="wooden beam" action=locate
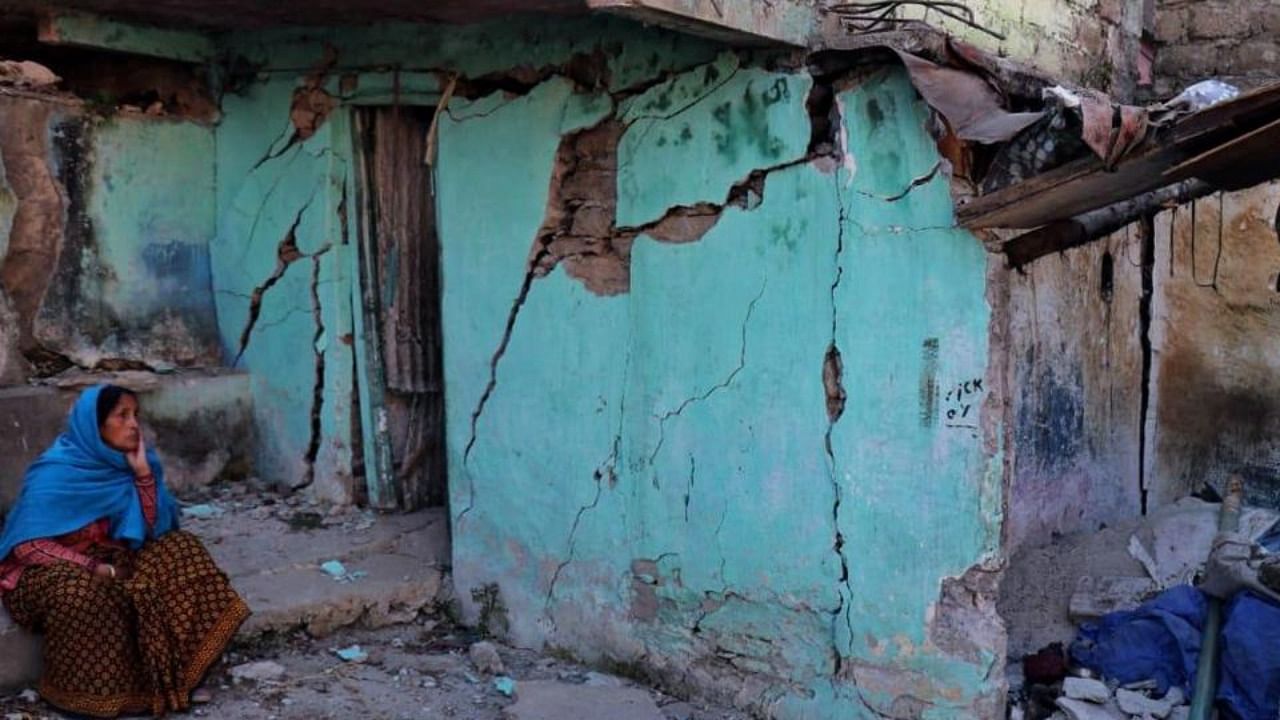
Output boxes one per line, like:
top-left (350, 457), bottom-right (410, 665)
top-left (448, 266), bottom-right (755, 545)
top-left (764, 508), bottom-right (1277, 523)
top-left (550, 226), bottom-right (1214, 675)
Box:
top-left (587, 0), bottom-right (817, 47)
top-left (957, 144), bottom-right (1187, 230)
top-left (1002, 179), bottom-right (1213, 268)
top-left (961, 80), bottom-right (1280, 230)
top-left (1163, 116), bottom-right (1280, 192)
top-left (38, 11), bottom-right (216, 64)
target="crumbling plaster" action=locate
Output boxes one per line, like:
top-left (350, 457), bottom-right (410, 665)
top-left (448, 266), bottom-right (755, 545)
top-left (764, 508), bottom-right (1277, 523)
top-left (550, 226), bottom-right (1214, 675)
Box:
top-left (1004, 228), bottom-right (1145, 550)
top-left (378, 22), bottom-right (1002, 714)
top-left (0, 95), bottom-right (221, 377)
top-left (1147, 182), bottom-right (1280, 510)
top-left (0, 12), bottom-right (1013, 715)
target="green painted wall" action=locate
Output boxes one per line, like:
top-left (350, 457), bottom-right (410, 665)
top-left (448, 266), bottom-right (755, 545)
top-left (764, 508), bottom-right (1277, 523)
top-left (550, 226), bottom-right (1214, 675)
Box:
top-left (213, 18), bottom-right (1004, 717)
top-left (213, 74), bottom-right (355, 499)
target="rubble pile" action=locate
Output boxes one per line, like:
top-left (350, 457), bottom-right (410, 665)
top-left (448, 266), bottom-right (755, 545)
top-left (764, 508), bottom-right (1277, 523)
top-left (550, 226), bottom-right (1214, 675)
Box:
top-left (1011, 655), bottom-right (1191, 720)
top-left (1009, 492), bottom-right (1280, 720)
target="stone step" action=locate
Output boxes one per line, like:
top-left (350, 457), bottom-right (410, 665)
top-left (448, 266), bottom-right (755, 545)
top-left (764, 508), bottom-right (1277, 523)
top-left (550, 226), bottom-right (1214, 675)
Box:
top-left (0, 505), bottom-right (451, 692)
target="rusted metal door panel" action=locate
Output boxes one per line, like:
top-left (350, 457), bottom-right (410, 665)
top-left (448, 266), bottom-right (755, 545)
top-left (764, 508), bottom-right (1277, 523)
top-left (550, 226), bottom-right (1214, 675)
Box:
top-left (354, 106), bottom-right (446, 510)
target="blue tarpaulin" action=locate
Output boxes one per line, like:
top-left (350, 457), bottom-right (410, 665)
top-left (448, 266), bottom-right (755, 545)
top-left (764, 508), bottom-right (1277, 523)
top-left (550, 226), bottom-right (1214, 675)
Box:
top-left (1071, 585), bottom-right (1280, 720)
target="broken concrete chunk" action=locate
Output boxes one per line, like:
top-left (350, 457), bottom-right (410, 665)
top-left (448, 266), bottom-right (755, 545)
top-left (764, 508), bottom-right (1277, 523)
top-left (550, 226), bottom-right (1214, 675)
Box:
top-left (469, 641), bottom-right (506, 675)
top-left (0, 61), bottom-right (59, 89)
top-left (583, 671), bottom-right (626, 688)
top-left (1056, 697), bottom-right (1124, 720)
top-left (1115, 687), bottom-right (1182, 719)
top-left (229, 660), bottom-right (286, 684)
top-left (1167, 706), bottom-right (1189, 720)
top-left (1070, 575), bottom-right (1158, 621)
top-left (1063, 677), bottom-right (1112, 704)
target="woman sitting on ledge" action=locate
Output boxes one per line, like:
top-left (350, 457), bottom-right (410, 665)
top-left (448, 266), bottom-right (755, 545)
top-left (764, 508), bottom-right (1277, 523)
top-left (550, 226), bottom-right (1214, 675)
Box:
top-left (0, 384), bottom-right (249, 718)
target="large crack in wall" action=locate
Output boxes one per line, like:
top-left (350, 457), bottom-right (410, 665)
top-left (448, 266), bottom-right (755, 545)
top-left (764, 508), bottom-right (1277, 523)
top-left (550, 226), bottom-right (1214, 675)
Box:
top-left (462, 56), bottom-right (844, 479)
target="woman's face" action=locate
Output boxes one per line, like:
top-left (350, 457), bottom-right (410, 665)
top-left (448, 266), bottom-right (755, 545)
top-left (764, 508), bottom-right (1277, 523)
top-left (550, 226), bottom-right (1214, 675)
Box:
top-left (100, 393), bottom-right (141, 453)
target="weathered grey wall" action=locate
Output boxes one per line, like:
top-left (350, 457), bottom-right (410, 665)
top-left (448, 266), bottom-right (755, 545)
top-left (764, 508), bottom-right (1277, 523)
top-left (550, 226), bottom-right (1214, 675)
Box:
top-left (0, 373), bottom-right (254, 514)
top-left (1154, 0), bottom-right (1280, 98)
top-left (0, 94), bottom-right (221, 379)
top-left (1148, 182), bottom-right (1280, 508)
top-left (1005, 229), bottom-right (1145, 549)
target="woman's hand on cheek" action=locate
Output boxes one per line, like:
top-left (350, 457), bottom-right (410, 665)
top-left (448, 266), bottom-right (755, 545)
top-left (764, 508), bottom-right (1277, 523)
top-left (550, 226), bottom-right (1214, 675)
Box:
top-left (127, 435), bottom-right (152, 478)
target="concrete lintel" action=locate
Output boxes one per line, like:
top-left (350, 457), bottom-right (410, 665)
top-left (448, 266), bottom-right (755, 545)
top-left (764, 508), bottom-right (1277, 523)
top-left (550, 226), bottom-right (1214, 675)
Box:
top-left (587, 0), bottom-right (817, 48)
top-left (38, 10), bottom-right (217, 64)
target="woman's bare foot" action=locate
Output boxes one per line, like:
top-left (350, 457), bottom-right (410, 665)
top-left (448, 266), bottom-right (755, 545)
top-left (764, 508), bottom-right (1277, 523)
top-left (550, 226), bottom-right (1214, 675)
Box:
top-left (191, 687), bottom-right (213, 704)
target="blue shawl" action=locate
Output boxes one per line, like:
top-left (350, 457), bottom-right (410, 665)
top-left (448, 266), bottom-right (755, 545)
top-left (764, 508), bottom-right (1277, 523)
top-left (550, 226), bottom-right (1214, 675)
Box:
top-left (0, 385), bottom-right (180, 561)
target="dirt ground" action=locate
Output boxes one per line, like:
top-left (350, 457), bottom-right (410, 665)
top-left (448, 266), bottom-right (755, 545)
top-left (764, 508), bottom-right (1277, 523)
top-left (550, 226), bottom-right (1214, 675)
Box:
top-left (0, 620), bottom-right (749, 720)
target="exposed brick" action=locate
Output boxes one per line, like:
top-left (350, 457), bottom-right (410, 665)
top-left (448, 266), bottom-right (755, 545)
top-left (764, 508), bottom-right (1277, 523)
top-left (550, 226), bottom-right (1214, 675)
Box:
top-left (1098, 0), bottom-right (1124, 25)
top-left (560, 169), bottom-right (614, 202)
top-left (1261, 4), bottom-right (1280, 33)
top-left (1188, 2), bottom-right (1245, 40)
top-left (1153, 43), bottom-right (1222, 80)
top-left (1154, 7), bottom-right (1188, 43)
top-left (1228, 39), bottom-right (1280, 74)
top-left (1077, 20), bottom-right (1108, 58)
top-left (569, 205), bottom-right (614, 237)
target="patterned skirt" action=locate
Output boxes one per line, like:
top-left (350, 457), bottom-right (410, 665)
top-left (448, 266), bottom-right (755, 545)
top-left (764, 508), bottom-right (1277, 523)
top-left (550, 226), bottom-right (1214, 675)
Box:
top-left (2, 530), bottom-right (250, 718)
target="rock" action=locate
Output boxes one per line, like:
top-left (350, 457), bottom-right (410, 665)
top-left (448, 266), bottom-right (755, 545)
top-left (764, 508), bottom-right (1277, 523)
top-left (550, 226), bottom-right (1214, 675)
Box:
top-left (583, 671), bottom-right (626, 688)
top-left (1168, 706), bottom-right (1190, 720)
top-left (1116, 687), bottom-right (1182, 718)
top-left (1056, 698), bottom-right (1124, 720)
top-left (502, 680), bottom-right (664, 720)
top-left (16, 689), bottom-right (37, 703)
top-left (469, 641), bottom-right (505, 675)
top-left (229, 660), bottom-right (287, 683)
top-left (1063, 677), bottom-right (1112, 704)
top-left (661, 701), bottom-right (696, 720)
top-left (0, 61), bottom-right (59, 88)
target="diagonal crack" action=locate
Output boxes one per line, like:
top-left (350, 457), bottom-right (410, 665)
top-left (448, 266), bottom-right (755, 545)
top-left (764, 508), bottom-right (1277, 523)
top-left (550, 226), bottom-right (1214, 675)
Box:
top-left (543, 453), bottom-right (607, 614)
top-left (857, 161), bottom-right (943, 203)
top-left (621, 63), bottom-right (743, 130)
top-left (232, 197), bottom-right (316, 367)
top-left (648, 281), bottom-right (767, 467)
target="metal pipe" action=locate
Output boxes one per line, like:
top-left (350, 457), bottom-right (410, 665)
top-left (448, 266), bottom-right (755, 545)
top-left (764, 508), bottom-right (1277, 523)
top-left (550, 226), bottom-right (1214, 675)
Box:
top-left (1188, 475), bottom-right (1244, 720)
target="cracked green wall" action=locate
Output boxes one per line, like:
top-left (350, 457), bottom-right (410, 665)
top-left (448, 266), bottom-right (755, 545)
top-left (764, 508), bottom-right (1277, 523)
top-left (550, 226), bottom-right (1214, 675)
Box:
top-left (211, 17), bottom-right (1004, 717)
top-left (440, 45), bottom-right (1003, 718)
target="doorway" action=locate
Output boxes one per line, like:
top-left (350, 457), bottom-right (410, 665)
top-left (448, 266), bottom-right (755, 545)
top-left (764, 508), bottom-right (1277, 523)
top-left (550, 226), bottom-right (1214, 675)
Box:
top-left (352, 106), bottom-right (446, 510)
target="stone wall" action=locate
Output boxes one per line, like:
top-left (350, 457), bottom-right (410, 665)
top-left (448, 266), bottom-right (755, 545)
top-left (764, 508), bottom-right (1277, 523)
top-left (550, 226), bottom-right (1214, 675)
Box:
top-left (891, 0), bottom-right (1146, 100)
top-left (1153, 0), bottom-right (1280, 98)
top-left (1148, 182), bottom-right (1280, 508)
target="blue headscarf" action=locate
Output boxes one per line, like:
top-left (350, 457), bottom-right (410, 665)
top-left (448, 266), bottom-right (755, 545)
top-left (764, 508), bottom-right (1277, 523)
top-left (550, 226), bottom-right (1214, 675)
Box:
top-left (0, 385), bottom-right (180, 561)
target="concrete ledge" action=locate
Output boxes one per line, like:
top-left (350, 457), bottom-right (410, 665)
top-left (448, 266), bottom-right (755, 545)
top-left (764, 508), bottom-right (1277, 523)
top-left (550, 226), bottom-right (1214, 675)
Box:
top-left (0, 370), bottom-right (254, 513)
